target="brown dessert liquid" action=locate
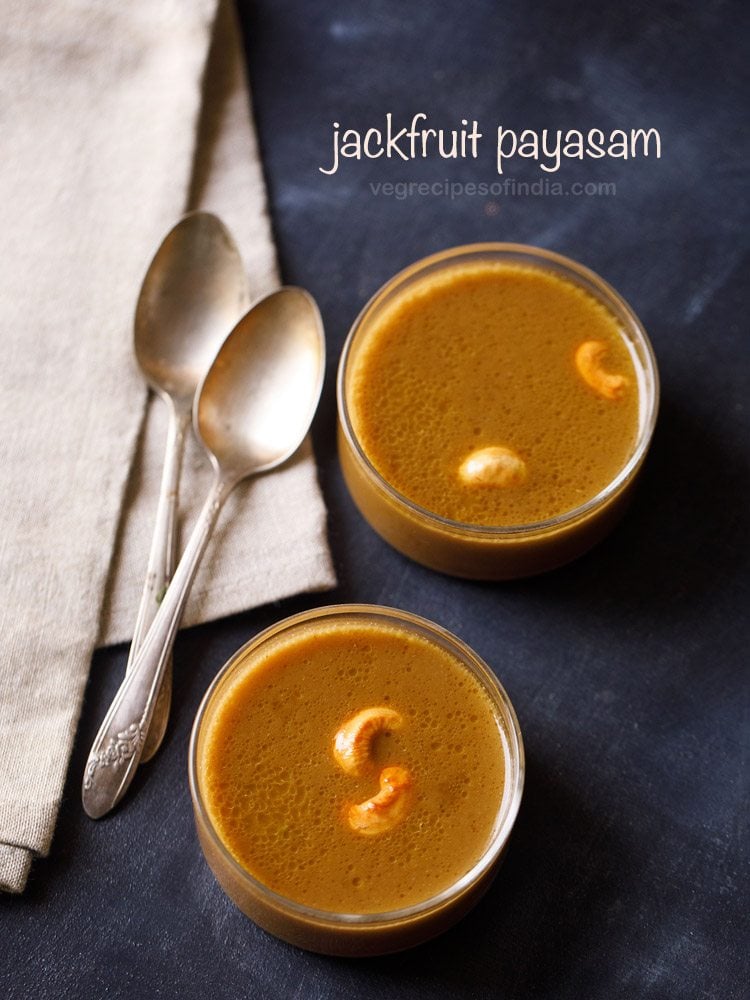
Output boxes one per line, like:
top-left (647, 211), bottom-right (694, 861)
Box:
top-left (199, 619), bottom-right (505, 913)
top-left (349, 261), bottom-right (640, 525)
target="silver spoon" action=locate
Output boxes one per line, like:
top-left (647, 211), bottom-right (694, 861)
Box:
top-left (131, 212), bottom-right (249, 762)
top-left (82, 287), bottom-right (325, 818)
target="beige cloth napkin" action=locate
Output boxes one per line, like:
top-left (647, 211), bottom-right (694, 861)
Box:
top-left (0, 0), bottom-right (336, 894)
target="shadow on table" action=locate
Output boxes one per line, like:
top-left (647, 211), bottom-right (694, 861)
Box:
top-left (524, 388), bottom-right (747, 627)
top-left (332, 743), bottom-right (629, 999)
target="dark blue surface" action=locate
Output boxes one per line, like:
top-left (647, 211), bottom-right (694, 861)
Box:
top-left (3, 2), bottom-right (748, 997)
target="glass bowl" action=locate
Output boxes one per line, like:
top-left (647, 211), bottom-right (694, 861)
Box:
top-left (337, 243), bottom-right (659, 579)
top-left (189, 604), bottom-right (524, 956)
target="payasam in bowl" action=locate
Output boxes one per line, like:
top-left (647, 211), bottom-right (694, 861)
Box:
top-left (189, 604), bottom-right (523, 956)
top-left (337, 243), bottom-right (659, 578)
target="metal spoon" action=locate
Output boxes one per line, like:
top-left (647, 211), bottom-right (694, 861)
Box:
top-left (131, 212), bottom-right (249, 762)
top-left (82, 287), bottom-right (325, 818)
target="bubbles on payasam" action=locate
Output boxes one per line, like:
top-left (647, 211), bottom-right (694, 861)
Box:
top-left (350, 260), bottom-right (639, 527)
top-left (199, 619), bottom-right (506, 912)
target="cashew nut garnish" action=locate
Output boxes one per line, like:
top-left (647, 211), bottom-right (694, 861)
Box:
top-left (333, 706), bottom-right (403, 776)
top-left (333, 707), bottom-right (413, 836)
top-left (574, 340), bottom-right (629, 400)
top-left (458, 445), bottom-right (527, 487)
top-left (346, 765), bottom-right (413, 837)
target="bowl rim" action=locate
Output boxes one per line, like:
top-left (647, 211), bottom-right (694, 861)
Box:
top-left (336, 242), bottom-right (660, 538)
top-left (188, 603), bottom-right (525, 928)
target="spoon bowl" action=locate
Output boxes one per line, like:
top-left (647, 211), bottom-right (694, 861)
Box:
top-left (135, 213), bottom-right (249, 402)
top-left (196, 288), bottom-right (325, 477)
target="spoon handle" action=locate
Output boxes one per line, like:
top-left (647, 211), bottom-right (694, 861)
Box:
top-left (127, 401), bottom-right (190, 762)
top-left (82, 473), bottom-right (234, 819)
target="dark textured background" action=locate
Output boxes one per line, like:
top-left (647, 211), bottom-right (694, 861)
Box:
top-left (3, 1), bottom-right (748, 997)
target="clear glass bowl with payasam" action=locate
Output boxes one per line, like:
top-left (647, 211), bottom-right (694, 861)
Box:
top-left (189, 605), bottom-right (524, 956)
top-left (337, 243), bottom-right (659, 579)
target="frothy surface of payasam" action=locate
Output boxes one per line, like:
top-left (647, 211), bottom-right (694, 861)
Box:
top-left (199, 619), bottom-right (505, 913)
top-left (348, 261), bottom-right (640, 526)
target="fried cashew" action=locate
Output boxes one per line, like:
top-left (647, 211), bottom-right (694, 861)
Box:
top-left (574, 340), bottom-right (629, 400)
top-left (346, 765), bottom-right (413, 837)
top-left (458, 445), bottom-right (527, 487)
top-left (333, 706), bottom-right (403, 776)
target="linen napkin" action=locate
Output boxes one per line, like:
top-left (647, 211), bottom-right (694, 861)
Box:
top-left (0, 0), bottom-right (336, 894)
